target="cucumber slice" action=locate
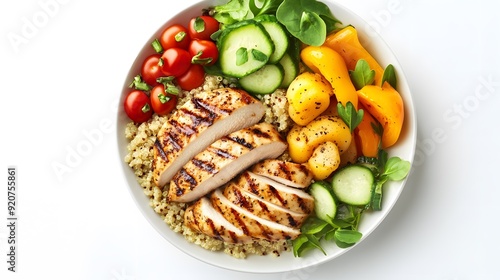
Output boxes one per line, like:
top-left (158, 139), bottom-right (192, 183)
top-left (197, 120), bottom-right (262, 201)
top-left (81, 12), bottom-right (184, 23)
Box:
top-left (254, 15), bottom-right (289, 63)
top-left (239, 63), bottom-right (284, 95)
top-left (332, 165), bottom-right (375, 206)
top-left (309, 181), bottom-right (337, 223)
top-left (217, 20), bottom-right (274, 78)
top-left (278, 52), bottom-right (299, 88)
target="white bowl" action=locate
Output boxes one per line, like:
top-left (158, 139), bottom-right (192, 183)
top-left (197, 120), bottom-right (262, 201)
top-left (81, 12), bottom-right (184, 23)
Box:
top-left (116, 0), bottom-right (417, 273)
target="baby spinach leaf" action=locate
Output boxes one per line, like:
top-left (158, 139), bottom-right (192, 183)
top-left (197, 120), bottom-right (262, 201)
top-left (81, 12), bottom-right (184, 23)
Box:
top-left (249, 0), bottom-right (283, 16)
top-left (276, 0), bottom-right (339, 46)
top-left (349, 59), bottom-right (375, 90)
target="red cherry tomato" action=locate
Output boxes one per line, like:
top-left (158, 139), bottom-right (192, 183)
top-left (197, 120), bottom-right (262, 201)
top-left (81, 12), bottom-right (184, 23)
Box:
top-left (124, 90), bottom-right (153, 123)
top-left (160, 48), bottom-right (191, 77)
top-left (160, 24), bottom-right (191, 50)
top-left (150, 84), bottom-right (178, 115)
top-left (188, 39), bottom-right (219, 66)
top-left (141, 54), bottom-right (163, 86)
top-left (188, 16), bottom-right (220, 41)
top-left (176, 64), bottom-right (205, 91)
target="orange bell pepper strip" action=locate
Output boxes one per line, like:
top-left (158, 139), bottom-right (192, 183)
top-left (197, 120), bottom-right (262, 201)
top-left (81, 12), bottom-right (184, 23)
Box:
top-left (354, 103), bottom-right (381, 157)
top-left (324, 26), bottom-right (385, 86)
top-left (357, 82), bottom-right (404, 148)
top-left (300, 45), bottom-right (358, 109)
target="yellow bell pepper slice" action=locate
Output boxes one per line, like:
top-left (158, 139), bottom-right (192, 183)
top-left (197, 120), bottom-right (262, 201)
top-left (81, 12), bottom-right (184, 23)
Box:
top-left (324, 26), bottom-right (385, 86)
top-left (300, 45), bottom-right (358, 109)
top-left (357, 83), bottom-right (404, 148)
top-left (354, 104), bottom-right (381, 157)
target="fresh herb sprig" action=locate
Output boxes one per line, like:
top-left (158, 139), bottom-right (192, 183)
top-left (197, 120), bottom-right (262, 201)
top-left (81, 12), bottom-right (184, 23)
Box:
top-left (349, 59), bottom-right (375, 90)
top-left (292, 205), bottom-right (363, 257)
top-left (337, 101), bottom-right (364, 133)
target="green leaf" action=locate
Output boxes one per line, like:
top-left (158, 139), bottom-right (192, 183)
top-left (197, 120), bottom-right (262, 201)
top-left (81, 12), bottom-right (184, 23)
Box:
top-left (193, 17), bottom-right (206, 33)
top-left (382, 157), bottom-right (411, 181)
top-left (334, 229), bottom-right (362, 245)
top-left (292, 235), bottom-right (309, 257)
top-left (276, 0), bottom-right (330, 46)
top-left (213, 0), bottom-right (252, 25)
top-left (251, 48), bottom-right (268, 62)
top-left (236, 47), bottom-right (248, 66)
top-left (249, 0), bottom-right (283, 16)
top-left (381, 64), bottom-right (397, 88)
top-left (337, 101), bottom-right (364, 133)
top-left (292, 234), bottom-right (326, 257)
top-left (349, 59), bottom-right (375, 90)
top-left (301, 217), bottom-right (330, 235)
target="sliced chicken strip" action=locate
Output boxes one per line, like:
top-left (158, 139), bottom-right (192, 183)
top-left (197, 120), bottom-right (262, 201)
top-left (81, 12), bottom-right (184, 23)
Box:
top-left (223, 181), bottom-right (309, 228)
top-left (211, 189), bottom-right (301, 241)
top-left (237, 171), bottom-right (315, 214)
top-left (168, 123), bottom-right (287, 203)
top-left (251, 159), bottom-right (313, 189)
top-left (184, 197), bottom-right (252, 243)
top-left (152, 88), bottom-right (265, 187)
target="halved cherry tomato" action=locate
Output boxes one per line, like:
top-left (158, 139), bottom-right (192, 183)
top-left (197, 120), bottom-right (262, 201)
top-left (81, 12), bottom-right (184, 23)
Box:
top-left (188, 16), bottom-right (219, 41)
top-left (176, 64), bottom-right (205, 91)
top-left (124, 90), bottom-right (153, 123)
top-left (150, 84), bottom-right (178, 115)
top-left (141, 54), bottom-right (163, 86)
top-left (160, 24), bottom-right (191, 50)
top-left (188, 39), bottom-right (218, 66)
top-left (160, 48), bottom-right (191, 77)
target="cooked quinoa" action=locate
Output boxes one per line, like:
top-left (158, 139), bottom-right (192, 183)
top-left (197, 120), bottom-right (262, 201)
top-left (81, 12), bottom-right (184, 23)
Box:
top-left (124, 75), bottom-right (294, 258)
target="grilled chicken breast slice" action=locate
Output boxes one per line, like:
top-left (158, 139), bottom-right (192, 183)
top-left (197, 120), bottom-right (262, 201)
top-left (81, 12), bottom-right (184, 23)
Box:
top-left (168, 123), bottom-right (287, 203)
top-left (237, 171), bottom-right (315, 214)
top-left (211, 189), bottom-right (301, 241)
top-left (152, 88), bottom-right (265, 187)
top-left (184, 197), bottom-right (252, 243)
top-left (251, 159), bottom-right (313, 189)
top-left (223, 181), bottom-right (309, 228)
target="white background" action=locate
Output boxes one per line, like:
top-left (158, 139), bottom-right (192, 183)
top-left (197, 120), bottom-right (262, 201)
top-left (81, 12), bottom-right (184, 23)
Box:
top-left (1, 0), bottom-right (500, 279)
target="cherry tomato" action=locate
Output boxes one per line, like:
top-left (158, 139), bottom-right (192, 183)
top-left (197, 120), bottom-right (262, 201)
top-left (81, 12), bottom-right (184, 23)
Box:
top-left (188, 39), bottom-right (219, 66)
top-left (141, 54), bottom-right (163, 86)
top-left (160, 48), bottom-right (191, 77)
top-left (150, 84), bottom-right (178, 115)
top-left (160, 24), bottom-right (191, 50)
top-left (176, 64), bottom-right (205, 91)
top-left (124, 90), bottom-right (153, 123)
top-left (188, 16), bottom-right (220, 41)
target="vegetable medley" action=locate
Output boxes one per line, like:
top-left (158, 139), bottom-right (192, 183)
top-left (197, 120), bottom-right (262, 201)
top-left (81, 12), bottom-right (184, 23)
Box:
top-left (123, 0), bottom-right (411, 258)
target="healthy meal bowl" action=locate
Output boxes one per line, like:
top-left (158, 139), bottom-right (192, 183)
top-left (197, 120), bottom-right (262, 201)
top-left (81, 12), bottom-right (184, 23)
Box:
top-left (116, 0), bottom-right (416, 273)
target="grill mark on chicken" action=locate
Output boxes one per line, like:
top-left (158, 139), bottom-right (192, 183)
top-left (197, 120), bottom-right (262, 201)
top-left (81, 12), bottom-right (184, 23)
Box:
top-left (232, 188), bottom-right (251, 210)
top-left (268, 185), bottom-right (286, 206)
top-left (191, 158), bottom-right (216, 174)
top-left (287, 214), bottom-right (297, 227)
top-left (210, 146), bottom-right (237, 160)
top-left (154, 139), bottom-right (168, 161)
top-left (173, 169), bottom-right (196, 195)
top-left (242, 172), bottom-right (260, 196)
top-left (179, 106), bottom-right (218, 129)
top-left (230, 208), bottom-right (250, 236)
